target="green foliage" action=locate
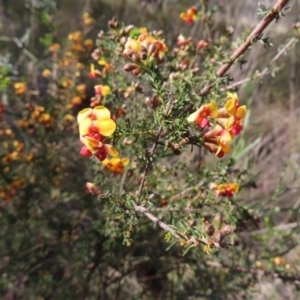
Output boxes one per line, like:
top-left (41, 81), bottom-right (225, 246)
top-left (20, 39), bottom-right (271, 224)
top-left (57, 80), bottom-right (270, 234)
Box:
top-left (0, 0), bottom-right (300, 299)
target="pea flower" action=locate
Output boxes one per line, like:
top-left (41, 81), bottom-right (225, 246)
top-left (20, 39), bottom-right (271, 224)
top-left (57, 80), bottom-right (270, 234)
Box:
top-left (82, 12), bottom-right (96, 26)
top-left (187, 100), bottom-right (218, 128)
top-left (14, 82), bottom-right (27, 95)
top-left (77, 106), bottom-right (116, 137)
top-left (77, 106), bottom-right (118, 161)
top-left (210, 182), bottom-right (239, 198)
top-left (180, 6), bottom-right (197, 24)
top-left (217, 92), bottom-right (246, 136)
top-left (94, 85), bottom-right (111, 97)
top-left (102, 157), bottom-right (130, 174)
top-left (203, 125), bottom-right (232, 158)
top-left (80, 132), bottom-right (118, 161)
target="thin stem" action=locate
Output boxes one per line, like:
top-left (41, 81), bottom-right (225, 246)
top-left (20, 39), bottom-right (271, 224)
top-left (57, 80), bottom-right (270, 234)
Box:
top-left (225, 37), bottom-right (296, 90)
top-left (199, 0), bottom-right (290, 97)
top-left (136, 95), bottom-right (174, 204)
top-left (135, 205), bottom-right (181, 239)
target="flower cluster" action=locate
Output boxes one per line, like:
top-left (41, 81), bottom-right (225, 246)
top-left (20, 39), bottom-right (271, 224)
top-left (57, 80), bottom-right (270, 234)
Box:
top-left (77, 106), bottom-right (118, 161)
top-left (188, 93), bottom-right (246, 157)
top-left (180, 6), bottom-right (198, 24)
top-left (123, 33), bottom-right (168, 75)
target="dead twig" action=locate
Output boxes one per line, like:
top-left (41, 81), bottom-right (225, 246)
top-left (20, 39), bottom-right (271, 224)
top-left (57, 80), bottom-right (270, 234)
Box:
top-left (199, 0), bottom-right (290, 97)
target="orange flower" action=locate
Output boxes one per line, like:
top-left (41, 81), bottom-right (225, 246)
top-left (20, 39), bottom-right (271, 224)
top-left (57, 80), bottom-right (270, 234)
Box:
top-left (82, 12), bottom-right (96, 26)
top-left (42, 69), bottom-right (52, 77)
top-left (180, 6), bottom-right (197, 24)
top-left (72, 96), bottom-right (82, 106)
top-left (14, 82), bottom-right (27, 95)
top-left (187, 100), bottom-right (218, 128)
top-left (211, 183), bottom-right (239, 198)
top-left (68, 31), bottom-right (82, 42)
top-left (102, 157), bottom-right (130, 174)
top-left (84, 39), bottom-right (94, 51)
top-left (49, 43), bottom-right (61, 52)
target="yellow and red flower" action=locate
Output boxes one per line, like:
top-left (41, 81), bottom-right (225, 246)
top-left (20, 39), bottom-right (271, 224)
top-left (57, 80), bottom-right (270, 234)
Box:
top-left (77, 106), bottom-right (116, 137)
top-left (180, 6), bottom-right (198, 24)
top-left (77, 106), bottom-right (118, 161)
top-left (203, 125), bottom-right (232, 158)
top-left (187, 100), bottom-right (218, 128)
top-left (94, 85), bottom-right (111, 97)
top-left (210, 182), bottom-right (239, 198)
top-left (102, 157), bottom-right (130, 174)
top-left (218, 92), bottom-right (246, 136)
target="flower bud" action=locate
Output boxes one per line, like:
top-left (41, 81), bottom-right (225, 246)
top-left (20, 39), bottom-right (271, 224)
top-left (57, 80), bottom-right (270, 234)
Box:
top-left (140, 51), bottom-right (148, 60)
top-left (148, 43), bottom-right (158, 57)
top-left (125, 25), bottom-right (135, 33)
top-left (131, 54), bottom-right (141, 64)
top-left (86, 182), bottom-right (102, 195)
top-left (205, 223), bottom-right (215, 236)
top-left (145, 95), bottom-right (161, 110)
top-left (221, 224), bottom-right (233, 236)
top-left (124, 63), bottom-right (139, 72)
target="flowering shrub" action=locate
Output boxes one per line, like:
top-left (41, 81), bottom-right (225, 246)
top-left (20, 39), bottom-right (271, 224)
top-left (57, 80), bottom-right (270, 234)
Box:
top-left (0, 0), bottom-right (299, 298)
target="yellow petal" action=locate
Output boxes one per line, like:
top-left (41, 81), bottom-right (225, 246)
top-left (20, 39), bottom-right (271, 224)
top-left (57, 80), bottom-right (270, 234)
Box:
top-left (187, 109), bottom-right (200, 123)
top-left (222, 143), bottom-right (231, 154)
top-left (227, 92), bottom-right (238, 101)
top-left (80, 136), bottom-right (100, 152)
top-left (102, 158), bottom-right (110, 166)
top-left (207, 100), bottom-right (218, 118)
top-left (79, 118), bottom-right (92, 136)
top-left (92, 106), bottom-right (112, 120)
top-left (95, 119), bottom-right (116, 136)
top-left (225, 99), bottom-right (236, 115)
top-left (231, 183), bottom-right (239, 193)
top-left (104, 145), bottom-right (118, 157)
top-left (77, 108), bottom-right (92, 123)
top-left (121, 158), bottom-right (130, 166)
top-left (236, 105), bottom-right (246, 119)
top-left (100, 86), bottom-right (111, 97)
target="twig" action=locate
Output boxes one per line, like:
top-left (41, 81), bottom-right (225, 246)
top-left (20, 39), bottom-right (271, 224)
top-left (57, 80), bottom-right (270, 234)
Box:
top-left (135, 205), bottom-right (181, 239)
top-left (0, 36), bottom-right (38, 62)
top-left (249, 221), bottom-right (300, 235)
top-left (206, 260), bottom-right (300, 282)
top-left (136, 95), bottom-right (174, 204)
top-left (199, 0), bottom-right (290, 97)
top-left (225, 37), bottom-right (296, 90)
top-left (135, 205), bottom-right (206, 245)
